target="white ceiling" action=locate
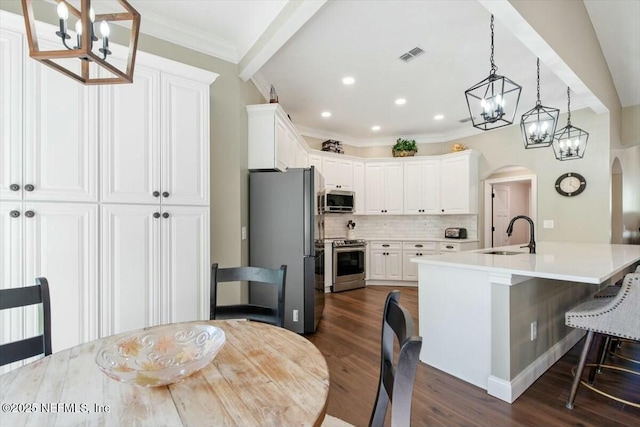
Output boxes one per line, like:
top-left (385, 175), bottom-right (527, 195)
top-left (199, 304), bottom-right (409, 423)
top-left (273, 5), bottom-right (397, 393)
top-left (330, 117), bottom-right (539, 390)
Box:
top-left (126, 0), bottom-right (639, 146)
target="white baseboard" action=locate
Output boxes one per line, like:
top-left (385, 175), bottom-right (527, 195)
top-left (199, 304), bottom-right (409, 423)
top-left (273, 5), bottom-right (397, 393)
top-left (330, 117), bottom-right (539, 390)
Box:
top-left (365, 280), bottom-right (418, 287)
top-left (487, 329), bottom-right (585, 403)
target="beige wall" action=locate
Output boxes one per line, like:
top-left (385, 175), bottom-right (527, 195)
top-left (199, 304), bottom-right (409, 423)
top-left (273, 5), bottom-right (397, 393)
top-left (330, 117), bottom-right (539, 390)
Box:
top-left (622, 105), bottom-right (640, 146)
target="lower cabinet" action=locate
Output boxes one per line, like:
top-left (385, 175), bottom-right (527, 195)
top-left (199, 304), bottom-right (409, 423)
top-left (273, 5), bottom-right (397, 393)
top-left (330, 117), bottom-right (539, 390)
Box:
top-left (369, 242), bottom-right (402, 280)
top-left (101, 204), bottom-right (210, 336)
top-left (402, 241), bottom-right (438, 281)
top-left (0, 202), bottom-right (98, 356)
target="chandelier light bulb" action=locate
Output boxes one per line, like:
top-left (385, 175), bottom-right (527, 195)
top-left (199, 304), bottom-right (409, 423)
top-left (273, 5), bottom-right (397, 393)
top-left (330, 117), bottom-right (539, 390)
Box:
top-left (90, 7), bottom-right (96, 22)
top-left (75, 20), bottom-right (83, 35)
top-left (57, 2), bottom-right (69, 19)
top-left (100, 21), bottom-right (110, 38)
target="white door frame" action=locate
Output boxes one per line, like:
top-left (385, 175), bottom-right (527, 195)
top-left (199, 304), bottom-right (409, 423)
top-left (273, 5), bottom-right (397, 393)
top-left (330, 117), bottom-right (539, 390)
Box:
top-left (483, 174), bottom-right (537, 249)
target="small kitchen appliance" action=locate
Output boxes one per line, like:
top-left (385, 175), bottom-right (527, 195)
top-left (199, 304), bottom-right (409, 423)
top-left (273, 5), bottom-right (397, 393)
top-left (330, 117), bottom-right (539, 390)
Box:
top-left (444, 228), bottom-right (468, 239)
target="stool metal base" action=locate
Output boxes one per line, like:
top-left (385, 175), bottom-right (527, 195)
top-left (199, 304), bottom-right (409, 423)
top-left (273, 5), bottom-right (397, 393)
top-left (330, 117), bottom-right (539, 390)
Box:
top-left (571, 363), bottom-right (640, 408)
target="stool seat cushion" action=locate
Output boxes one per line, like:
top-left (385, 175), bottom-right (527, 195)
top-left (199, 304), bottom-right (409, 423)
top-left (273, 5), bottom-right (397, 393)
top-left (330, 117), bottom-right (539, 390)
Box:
top-left (566, 273), bottom-right (639, 341)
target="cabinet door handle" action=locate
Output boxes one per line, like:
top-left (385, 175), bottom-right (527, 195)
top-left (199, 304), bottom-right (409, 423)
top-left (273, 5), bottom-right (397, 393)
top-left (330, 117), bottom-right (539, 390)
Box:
top-left (382, 244), bottom-right (390, 247)
top-left (446, 245), bottom-right (454, 249)
top-left (162, 212), bottom-right (170, 218)
top-left (153, 212), bottom-right (161, 219)
top-left (25, 210), bottom-right (35, 218)
top-left (441, 209), bottom-right (445, 212)
top-left (162, 191), bottom-right (170, 198)
top-left (24, 184), bottom-right (35, 192)
top-left (153, 191), bottom-right (160, 197)
top-left (9, 184), bottom-right (20, 191)
top-left (415, 252), bottom-right (419, 256)
top-left (415, 244), bottom-right (423, 248)
top-left (10, 210), bottom-right (20, 218)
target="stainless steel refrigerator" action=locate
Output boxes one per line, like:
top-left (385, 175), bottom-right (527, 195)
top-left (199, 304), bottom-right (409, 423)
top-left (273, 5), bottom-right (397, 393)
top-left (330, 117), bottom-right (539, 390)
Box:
top-left (249, 167), bottom-right (325, 333)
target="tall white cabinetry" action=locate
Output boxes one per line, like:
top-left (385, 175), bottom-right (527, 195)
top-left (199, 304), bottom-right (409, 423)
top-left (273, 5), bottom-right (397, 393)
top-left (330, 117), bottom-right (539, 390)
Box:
top-left (100, 53), bottom-right (215, 336)
top-left (1, 25), bottom-right (99, 358)
top-left (403, 159), bottom-right (440, 214)
top-left (439, 151), bottom-right (479, 214)
top-left (0, 13), bottom-right (216, 361)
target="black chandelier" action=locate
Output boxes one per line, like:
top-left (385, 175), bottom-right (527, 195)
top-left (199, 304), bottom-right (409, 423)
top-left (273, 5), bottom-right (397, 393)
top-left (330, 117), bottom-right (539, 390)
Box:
top-left (465, 15), bottom-right (521, 131)
top-left (552, 87), bottom-right (588, 161)
top-left (520, 58), bottom-right (559, 149)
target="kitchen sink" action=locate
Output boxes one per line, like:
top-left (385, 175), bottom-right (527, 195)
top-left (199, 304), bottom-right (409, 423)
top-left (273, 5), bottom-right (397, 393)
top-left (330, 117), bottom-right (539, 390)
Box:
top-left (481, 250), bottom-right (525, 255)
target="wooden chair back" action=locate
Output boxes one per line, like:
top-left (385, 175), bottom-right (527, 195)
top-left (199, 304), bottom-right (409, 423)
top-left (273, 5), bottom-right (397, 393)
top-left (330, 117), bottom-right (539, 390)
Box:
top-left (210, 264), bottom-right (287, 327)
top-left (0, 277), bottom-right (52, 366)
top-left (369, 290), bottom-right (423, 427)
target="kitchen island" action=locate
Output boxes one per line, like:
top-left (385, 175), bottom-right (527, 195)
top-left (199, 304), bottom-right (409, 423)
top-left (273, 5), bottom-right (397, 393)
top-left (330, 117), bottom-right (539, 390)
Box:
top-left (412, 242), bottom-right (640, 403)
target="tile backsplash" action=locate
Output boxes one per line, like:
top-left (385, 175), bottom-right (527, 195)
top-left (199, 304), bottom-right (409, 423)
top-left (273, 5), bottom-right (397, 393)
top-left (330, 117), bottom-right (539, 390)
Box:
top-left (323, 214), bottom-right (478, 240)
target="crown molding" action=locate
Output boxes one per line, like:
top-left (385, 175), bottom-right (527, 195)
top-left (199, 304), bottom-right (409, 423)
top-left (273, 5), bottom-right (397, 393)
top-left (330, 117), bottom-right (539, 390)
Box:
top-left (135, 8), bottom-right (238, 63)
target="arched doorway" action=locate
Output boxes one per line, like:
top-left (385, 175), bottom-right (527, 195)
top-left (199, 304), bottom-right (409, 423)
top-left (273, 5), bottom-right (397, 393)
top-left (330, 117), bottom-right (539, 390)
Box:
top-left (483, 166), bottom-right (537, 249)
top-left (611, 157), bottom-right (623, 244)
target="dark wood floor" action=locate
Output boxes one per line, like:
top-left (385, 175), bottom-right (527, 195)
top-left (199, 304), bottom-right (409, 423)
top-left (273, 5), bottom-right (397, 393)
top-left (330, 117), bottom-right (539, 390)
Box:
top-left (306, 286), bottom-right (639, 427)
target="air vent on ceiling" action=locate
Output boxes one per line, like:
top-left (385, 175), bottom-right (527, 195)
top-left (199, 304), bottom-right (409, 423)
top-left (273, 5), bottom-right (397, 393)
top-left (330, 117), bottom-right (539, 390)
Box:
top-left (399, 46), bottom-right (425, 62)
top-left (459, 116), bottom-right (475, 123)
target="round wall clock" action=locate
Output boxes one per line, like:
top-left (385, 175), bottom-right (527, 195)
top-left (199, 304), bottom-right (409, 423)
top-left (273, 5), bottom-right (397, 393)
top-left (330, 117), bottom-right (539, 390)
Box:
top-left (555, 172), bottom-right (586, 197)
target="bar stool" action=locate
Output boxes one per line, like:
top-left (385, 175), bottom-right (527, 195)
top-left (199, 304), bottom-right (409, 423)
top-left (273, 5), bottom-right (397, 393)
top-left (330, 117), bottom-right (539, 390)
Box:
top-left (565, 272), bottom-right (640, 409)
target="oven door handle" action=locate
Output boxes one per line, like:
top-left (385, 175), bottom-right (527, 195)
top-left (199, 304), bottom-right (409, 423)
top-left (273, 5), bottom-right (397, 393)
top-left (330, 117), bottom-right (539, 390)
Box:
top-left (333, 246), bottom-right (366, 253)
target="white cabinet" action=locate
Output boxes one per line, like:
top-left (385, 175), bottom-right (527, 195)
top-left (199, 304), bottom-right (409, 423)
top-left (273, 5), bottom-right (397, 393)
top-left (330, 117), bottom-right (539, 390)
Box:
top-left (309, 154), bottom-right (323, 174)
top-left (0, 202), bottom-right (98, 354)
top-left (294, 141), bottom-right (309, 168)
top-left (402, 241), bottom-right (437, 280)
top-left (101, 204), bottom-right (209, 336)
top-left (403, 159), bottom-right (440, 214)
top-left (322, 156), bottom-right (353, 190)
top-left (439, 241), bottom-right (479, 253)
top-left (369, 242), bottom-right (402, 281)
top-left (1, 28), bottom-right (98, 203)
top-left (353, 161), bottom-right (365, 214)
top-left (439, 151), bottom-right (479, 214)
top-left (365, 162), bottom-right (403, 214)
top-left (101, 66), bottom-right (210, 206)
top-left (248, 103), bottom-right (305, 171)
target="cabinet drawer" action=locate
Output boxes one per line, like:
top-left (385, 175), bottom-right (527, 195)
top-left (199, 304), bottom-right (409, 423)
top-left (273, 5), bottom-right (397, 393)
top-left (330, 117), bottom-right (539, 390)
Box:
top-left (402, 241), bottom-right (437, 251)
top-left (370, 241), bottom-right (402, 250)
top-left (440, 242), bottom-right (461, 252)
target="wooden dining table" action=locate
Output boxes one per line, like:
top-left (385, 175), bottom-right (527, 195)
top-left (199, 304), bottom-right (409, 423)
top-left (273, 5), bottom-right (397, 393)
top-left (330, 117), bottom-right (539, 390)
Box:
top-left (0, 320), bottom-right (330, 426)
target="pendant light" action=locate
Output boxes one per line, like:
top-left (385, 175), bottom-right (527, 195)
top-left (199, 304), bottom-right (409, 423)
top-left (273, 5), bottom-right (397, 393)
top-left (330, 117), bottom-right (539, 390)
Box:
top-left (21, 0), bottom-right (140, 85)
top-left (465, 15), bottom-right (521, 131)
top-left (552, 87), bottom-right (588, 161)
top-left (520, 58), bottom-right (559, 149)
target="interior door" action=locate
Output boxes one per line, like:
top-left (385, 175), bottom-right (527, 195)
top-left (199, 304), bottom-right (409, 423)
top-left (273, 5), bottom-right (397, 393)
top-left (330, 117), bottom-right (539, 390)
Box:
top-left (492, 185), bottom-right (510, 247)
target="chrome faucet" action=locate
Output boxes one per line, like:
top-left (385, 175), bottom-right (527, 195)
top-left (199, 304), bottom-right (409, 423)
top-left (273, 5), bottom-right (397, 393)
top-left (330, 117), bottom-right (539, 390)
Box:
top-left (506, 215), bottom-right (536, 254)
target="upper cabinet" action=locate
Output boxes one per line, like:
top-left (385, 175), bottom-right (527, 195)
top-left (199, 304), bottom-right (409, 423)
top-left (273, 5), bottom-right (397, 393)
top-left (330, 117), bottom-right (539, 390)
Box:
top-left (439, 151), bottom-right (479, 214)
top-left (248, 103), bottom-right (304, 171)
top-left (101, 63), bottom-right (211, 206)
top-left (403, 151), bottom-right (478, 215)
top-left (322, 156), bottom-right (353, 190)
top-left (352, 161), bottom-right (365, 214)
top-left (1, 28), bottom-right (98, 203)
top-left (365, 162), bottom-right (403, 214)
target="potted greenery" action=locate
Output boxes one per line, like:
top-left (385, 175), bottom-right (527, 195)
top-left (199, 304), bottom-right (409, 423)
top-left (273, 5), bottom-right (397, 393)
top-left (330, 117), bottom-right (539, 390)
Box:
top-left (392, 138), bottom-right (418, 157)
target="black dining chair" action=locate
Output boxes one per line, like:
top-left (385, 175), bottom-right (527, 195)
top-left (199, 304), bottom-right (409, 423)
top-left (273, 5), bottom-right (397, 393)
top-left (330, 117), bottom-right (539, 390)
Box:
top-left (0, 277), bottom-right (52, 366)
top-left (210, 263), bottom-right (287, 327)
top-left (369, 290), bottom-right (423, 427)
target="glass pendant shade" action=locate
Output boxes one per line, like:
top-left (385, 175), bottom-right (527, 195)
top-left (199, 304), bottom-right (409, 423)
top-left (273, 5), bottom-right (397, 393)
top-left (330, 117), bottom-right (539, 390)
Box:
top-left (552, 87), bottom-right (588, 161)
top-left (21, 0), bottom-right (140, 85)
top-left (519, 58), bottom-right (559, 148)
top-left (464, 14), bottom-right (521, 131)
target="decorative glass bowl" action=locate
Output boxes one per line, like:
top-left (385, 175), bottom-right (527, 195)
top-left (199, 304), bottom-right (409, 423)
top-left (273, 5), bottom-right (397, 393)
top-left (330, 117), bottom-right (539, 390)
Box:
top-left (96, 323), bottom-right (225, 387)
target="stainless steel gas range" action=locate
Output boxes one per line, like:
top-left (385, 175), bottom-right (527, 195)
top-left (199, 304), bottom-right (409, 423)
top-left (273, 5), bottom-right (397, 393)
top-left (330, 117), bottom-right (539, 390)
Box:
top-left (332, 239), bottom-right (366, 292)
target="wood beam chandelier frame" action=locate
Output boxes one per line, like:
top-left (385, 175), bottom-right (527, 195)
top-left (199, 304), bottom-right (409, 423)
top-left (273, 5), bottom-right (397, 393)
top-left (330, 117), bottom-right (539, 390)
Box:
top-left (21, 0), bottom-right (140, 85)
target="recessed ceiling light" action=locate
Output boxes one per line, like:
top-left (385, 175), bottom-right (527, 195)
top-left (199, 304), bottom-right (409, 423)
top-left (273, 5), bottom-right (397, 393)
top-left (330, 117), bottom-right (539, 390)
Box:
top-left (395, 98), bottom-right (406, 105)
top-left (342, 76), bottom-right (355, 85)
top-left (371, 125), bottom-right (381, 131)
top-left (321, 111), bottom-right (331, 118)
top-left (434, 114), bottom-right (444, 120)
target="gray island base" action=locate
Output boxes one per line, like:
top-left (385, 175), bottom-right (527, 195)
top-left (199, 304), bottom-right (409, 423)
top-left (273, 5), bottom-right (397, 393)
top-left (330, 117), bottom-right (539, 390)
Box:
top-left (412, 242), bottom-right (640, 403)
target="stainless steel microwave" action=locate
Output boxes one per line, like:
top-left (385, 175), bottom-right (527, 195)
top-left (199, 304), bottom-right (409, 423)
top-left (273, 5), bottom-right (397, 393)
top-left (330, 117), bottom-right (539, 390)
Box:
top-left (319, 190), bottom-right (355, 213)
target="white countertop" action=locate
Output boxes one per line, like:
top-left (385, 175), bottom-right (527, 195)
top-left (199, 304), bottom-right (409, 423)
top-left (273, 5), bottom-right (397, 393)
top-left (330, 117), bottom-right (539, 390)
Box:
top-left (324, 237), bottom-right (479, 243)
top-left (411, 242), bottom-right (640, 284)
